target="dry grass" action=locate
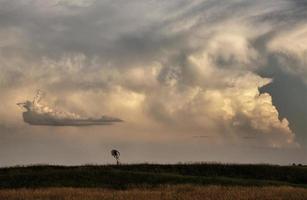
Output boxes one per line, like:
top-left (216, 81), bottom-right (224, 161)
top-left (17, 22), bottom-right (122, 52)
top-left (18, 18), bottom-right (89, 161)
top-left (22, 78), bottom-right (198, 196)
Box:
top-left (0, 185), bottom-right (307, 200)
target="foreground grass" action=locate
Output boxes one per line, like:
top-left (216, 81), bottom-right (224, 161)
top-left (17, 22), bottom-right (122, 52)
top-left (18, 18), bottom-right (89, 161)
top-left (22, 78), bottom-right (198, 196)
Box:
top-left (1, 185), bottom-right (307, 200)
top-left (1, 164), bottom-right (307, 188)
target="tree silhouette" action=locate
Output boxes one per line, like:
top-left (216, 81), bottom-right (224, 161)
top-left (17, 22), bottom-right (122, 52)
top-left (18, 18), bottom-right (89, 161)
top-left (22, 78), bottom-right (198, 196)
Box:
top-left (111, 149), bottom-right (120, 165)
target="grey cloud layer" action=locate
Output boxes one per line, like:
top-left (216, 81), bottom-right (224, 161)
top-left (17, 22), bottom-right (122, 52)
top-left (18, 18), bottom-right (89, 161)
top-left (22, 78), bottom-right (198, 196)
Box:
top-left (17, 91), bottom-right (122, 126)
top-left (1, 0), bottom-right (307, 164)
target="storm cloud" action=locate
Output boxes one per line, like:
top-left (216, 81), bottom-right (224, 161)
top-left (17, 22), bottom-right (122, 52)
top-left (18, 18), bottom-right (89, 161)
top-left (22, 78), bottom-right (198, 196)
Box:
top-left (0, 0), bottom-right (307, 165)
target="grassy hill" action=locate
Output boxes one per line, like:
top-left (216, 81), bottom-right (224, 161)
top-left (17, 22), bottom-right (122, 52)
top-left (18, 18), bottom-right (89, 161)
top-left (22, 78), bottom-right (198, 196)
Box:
top-left (1, 163), bottom-right (307, 189)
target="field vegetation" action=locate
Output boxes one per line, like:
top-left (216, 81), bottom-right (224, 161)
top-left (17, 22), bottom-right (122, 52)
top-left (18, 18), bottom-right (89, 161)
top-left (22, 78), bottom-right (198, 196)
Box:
top-left (1, 163), bottom-right (306, 188)
top-left (1, 163), bottom-right (307, 199)
top-left (1, 185), bottom-right (307, 200)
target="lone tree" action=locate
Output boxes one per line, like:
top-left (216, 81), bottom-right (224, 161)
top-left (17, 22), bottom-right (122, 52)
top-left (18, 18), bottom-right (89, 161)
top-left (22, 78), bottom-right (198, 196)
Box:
top-left (111, 149), bottom-right (120, 165)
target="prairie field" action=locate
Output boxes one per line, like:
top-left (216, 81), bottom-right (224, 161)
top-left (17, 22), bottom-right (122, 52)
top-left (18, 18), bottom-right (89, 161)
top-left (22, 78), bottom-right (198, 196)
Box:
top-left (1, 164), bottom-right (307, 199)
top-left (1, 185), bottom-right (307, 200)
top-left (1, 164), bottom-right (307, 188)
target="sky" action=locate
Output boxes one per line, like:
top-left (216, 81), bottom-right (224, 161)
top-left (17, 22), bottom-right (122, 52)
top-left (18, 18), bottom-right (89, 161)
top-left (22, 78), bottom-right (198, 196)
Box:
top-left (0, 0), bottom-right (307, 166)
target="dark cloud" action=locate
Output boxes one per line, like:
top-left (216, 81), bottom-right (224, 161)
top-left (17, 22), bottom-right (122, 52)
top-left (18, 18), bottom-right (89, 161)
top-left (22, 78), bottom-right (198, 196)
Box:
top-left (260, 71), bottom-right (307, 145)
top-left (21, 110), bottom-right (122, 126)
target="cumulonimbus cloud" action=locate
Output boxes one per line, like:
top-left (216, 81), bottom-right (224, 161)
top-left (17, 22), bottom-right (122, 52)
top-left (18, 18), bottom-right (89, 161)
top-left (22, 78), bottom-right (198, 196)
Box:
top-left (17, 90), bottom-right (123, 126)
top-left (0, 0), bottom-right (305, 149)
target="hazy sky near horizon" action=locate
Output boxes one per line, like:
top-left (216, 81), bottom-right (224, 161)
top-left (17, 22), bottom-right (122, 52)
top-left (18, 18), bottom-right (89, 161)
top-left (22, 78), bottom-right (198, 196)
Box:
top-left (1, 0), bottom-right (307, 166)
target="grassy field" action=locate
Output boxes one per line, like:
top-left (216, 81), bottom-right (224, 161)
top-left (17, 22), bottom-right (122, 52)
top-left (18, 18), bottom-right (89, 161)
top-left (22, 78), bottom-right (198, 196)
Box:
top-left (1, 163), bottom-right (307, 199)
top-left (0, 163), bottom-right (307, 188)
top-left (1, 185), bottom-right (307, 200)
